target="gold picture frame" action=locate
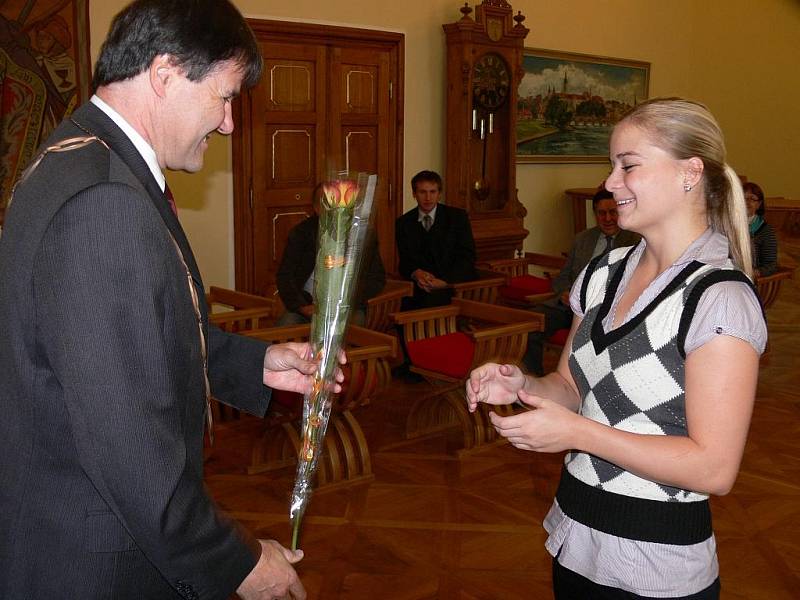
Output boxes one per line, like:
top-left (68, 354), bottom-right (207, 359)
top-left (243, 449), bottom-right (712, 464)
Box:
top-left (516, 47), bottom-right (650, 163)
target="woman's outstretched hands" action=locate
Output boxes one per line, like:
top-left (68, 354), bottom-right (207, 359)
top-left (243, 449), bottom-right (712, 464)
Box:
top-left (466, 363), bottom-right (526, 413)
top-left (489, 389), bottom-right (579, 453)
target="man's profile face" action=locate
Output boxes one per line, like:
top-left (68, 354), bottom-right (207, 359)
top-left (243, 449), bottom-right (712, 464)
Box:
top-left (161, 59), bottom-right (244, 173)
top-left (412, 180), bottom-right (441, 214)
top-left (594, 198), bottom-right (620, 236)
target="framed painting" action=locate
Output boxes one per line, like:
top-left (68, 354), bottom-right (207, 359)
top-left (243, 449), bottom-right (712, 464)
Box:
top-left (516, 48), bottom-right (649, 163)
top-left (1, 0), bottom-right (91, 224)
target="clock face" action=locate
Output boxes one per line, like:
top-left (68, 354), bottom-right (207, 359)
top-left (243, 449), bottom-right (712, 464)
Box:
top-left (472, 53), bottom-right (510, 111)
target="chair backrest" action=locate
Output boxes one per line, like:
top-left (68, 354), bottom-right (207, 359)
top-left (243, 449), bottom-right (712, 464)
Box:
top-left (479, 253), bottom-right (567, 282)
top-left (392, 299), bottom-right (544, 382)
top-left (365, 279), bottom-right (413, 332)
top-left (391, 304), bottom-right (460, 343)
top-left (209, 306), bottom-right (276, 333)
top-left (243, 323), bottom-right (396, 412)
top-left (454, 298), bottom-right (544, 367)
top-left (206, 287), bottom-right (277, 333)
top-left (755, 266), bottom-right (794, 310)
top-left (451, 275), bottom-right (505, 304)
top-left (206, 286), bottom-right (274, 309)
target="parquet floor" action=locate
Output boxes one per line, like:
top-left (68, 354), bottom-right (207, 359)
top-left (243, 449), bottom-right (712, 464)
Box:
top-left (206, 233), bottom-right (800, 599)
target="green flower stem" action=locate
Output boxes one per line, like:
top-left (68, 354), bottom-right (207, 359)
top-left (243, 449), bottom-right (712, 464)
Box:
top-left (289, 201), bottom-right (363, 551)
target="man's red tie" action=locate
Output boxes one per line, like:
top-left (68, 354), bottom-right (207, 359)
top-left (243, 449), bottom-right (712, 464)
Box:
top-left (165, 185), bottom-right (178, 216)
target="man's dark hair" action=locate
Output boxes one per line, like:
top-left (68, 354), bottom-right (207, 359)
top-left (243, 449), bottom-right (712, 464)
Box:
top-left (93, 0), bottom-right (262, 90)
top-left (411, 170), bottom-right (443, 193)
top-left (742, 181), bottom-right (765, 216)
top-left (592, 187), bottom-right (614, 211)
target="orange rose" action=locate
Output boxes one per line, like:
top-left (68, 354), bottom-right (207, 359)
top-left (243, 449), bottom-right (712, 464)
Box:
top-left (322, 179), bottom-right (360, 208)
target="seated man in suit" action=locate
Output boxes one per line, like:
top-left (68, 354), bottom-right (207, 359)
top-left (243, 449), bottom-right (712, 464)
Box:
top-left (396, 170), bottom-right (477, 309)
top-left (277, 185), bottom-right (386, 326)
top-left (522, 187), bottom-right (640, 375)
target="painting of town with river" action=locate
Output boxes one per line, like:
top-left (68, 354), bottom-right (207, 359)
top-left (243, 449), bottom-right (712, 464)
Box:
top-left (516, 50), bottom-right (649, 162)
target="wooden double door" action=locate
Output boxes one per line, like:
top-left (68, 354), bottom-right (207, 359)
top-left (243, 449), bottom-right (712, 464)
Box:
top-left (232, 21), bottom-right (404, 296)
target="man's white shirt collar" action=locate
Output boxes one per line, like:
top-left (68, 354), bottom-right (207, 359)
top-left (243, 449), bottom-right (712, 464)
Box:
top-left (90, 95), bottom-right (166, 192)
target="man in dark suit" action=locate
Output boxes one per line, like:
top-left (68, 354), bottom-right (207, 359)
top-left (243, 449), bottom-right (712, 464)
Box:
top-left (0, 2), bottom-right (326, 598)
top-left (396, 170), bottom-right (477, 309)
top-left (276, 187), bottom-right (386, 326)
top-left (522, 187), bottom-right (640, 375)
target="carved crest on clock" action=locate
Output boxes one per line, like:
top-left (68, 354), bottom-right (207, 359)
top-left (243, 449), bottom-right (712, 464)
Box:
top-left (486, 17), bottom-right (503, 41)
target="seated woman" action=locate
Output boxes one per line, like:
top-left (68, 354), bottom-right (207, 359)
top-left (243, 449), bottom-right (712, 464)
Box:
top-left (743, 181), bottom-right (778, 277)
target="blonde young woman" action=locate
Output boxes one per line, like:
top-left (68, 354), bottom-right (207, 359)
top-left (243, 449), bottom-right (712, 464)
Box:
top-left (467, 98), bottom-right (766, 599)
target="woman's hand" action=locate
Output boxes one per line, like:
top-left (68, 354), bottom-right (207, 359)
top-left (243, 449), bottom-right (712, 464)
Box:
top-left (466, 362), bottom-right (527, 412)
top-left (488, 389), bottom-right (580, 453)
top-left (262, 342), bottom-right (345, 394)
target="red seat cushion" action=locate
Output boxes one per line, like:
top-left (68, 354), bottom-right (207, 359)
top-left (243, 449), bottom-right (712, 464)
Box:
top-left (547, 328), bottom-right (569, 346)
top-left (406, 332), bottom-right (476, 379)
top-left (499, 275), bottom-right (552, 301)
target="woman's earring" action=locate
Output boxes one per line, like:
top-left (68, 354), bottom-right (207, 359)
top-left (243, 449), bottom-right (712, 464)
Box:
top-left (683, 181), bottom-right (693, 192)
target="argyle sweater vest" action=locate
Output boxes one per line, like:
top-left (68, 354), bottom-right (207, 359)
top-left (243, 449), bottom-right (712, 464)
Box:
top-left (555, 245), bottom-right (756, 545)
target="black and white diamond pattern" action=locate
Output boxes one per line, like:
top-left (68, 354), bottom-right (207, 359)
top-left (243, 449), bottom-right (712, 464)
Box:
top-left (566, 251), bottom-right (713, 503)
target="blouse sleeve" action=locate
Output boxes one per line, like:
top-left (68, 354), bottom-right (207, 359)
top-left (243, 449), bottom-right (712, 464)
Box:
top-left (684, 280), bottom-right (767, 356)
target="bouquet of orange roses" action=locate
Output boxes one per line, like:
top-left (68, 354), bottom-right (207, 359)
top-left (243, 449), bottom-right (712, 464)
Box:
top-left (289, 171), bottom-right (377, 550)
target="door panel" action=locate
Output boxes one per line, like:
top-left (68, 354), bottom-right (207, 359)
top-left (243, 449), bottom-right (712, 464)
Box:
top-left (250, 42), bottom-right (326, 296)
top-left (343, 128), bottom-right (377, 174)
top-left (233, 22), bottom-right (403, 296)
top-left (330, 46), bottom-right (394, 274)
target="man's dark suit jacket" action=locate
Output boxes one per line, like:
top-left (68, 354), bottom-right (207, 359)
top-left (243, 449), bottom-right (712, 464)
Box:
top-left (277, 215), bottom-right (386, 313)
top-left (0, 102), bottom-right (269, 599)
top-left (395, 203), bottom-right (477, 308)
top-left (551, 226), bottom-right (641, 296)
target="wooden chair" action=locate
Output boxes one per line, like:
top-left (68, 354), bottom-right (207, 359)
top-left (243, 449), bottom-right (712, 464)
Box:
top-left (755, 266), bottom-right (794, 311)
top-left (206, 286), bottom-right (277, 333)
top-left (241, 324), bottom-right (397, 490)
top-left (365, 279), bottom-right (414, 333)
top-left (479, 252), bottom-right (567, 307)
top-left (391, 298), bottom-right (544, 456)
top-left (480, 253), bottom-right (571, 369)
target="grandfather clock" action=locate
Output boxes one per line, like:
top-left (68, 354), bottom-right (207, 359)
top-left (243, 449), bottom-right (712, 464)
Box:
top-left (443, 0), bottom-right (528, 259)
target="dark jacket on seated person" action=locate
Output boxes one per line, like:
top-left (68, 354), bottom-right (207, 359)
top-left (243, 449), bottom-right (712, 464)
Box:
top-left (522, 226), bottom-right (640, 376)
top-left (551, 226), bottom-right (641, 297)
top-left (396, 203), bottom-right (477, 309)
top-left (750, 219), bottom-right (778, 277)
top-left (277, 215), bottom-right (386, 314)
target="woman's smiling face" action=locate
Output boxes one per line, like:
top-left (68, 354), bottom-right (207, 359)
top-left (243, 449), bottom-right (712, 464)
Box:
top-left (605, 122), bottom-right (688, 234)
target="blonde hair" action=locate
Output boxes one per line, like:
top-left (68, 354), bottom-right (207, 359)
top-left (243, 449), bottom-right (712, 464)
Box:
top-left (619, 98), bottom-right (753, 278)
